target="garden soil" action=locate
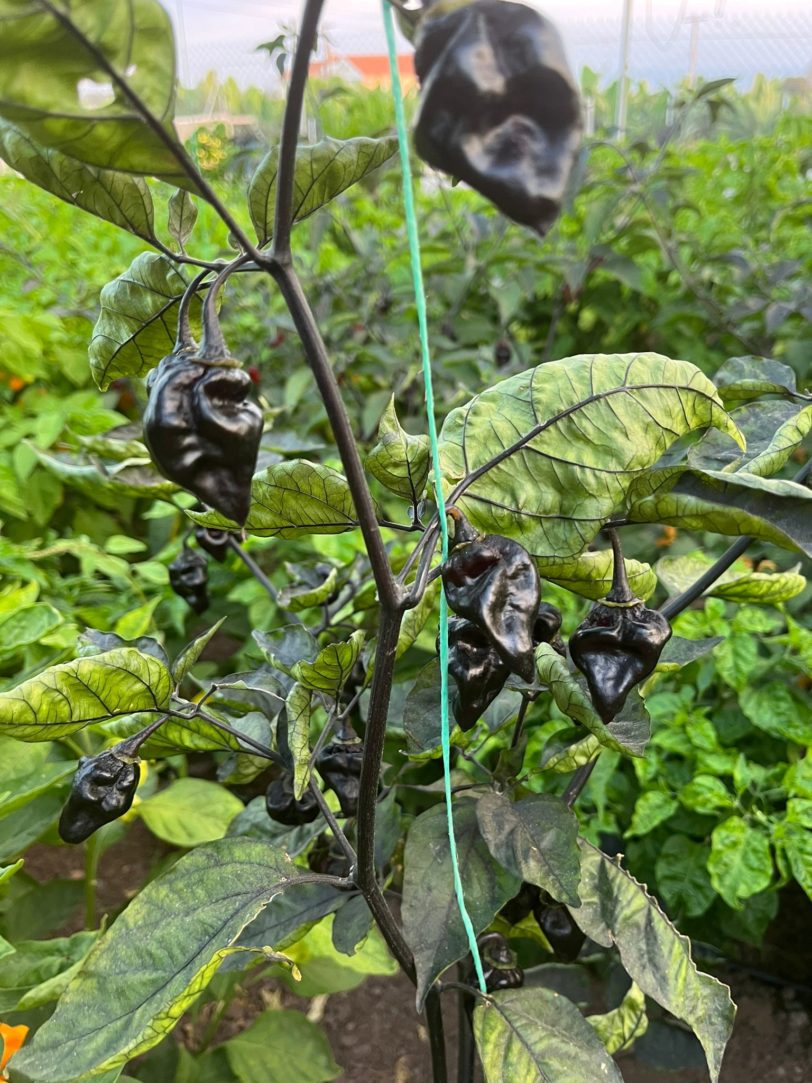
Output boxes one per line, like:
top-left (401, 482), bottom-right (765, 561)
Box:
top-left (21, 826), bottom-right (812, 1083)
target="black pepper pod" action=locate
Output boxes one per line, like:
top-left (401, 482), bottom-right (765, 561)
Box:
top-left (58, 745), bottom-right (141, 844)
top-left (169, 545), bottom-right (209, 614)
top-left (500, 881), bottom-right (541, 926)
top-left (478, 932), bottom-right (524, 992)
top-left (194, 523), bottom-right (232, 563)
top-left (265, 773), bottom-right (320, 826)
top-left (316, 740), bottom-right (364, 818)
top-left (442, 508), bottom-right (540, 682)
top-left (413, 0), bottom-right (581, 236)
top-left (533, 895), bottom-right (585, 962)
top-left (569, 530), bottom-right (672, 722)
top-left (143, 265), bottom-right (263, 525)
top-left (445, 616), bottom-right (509, 732)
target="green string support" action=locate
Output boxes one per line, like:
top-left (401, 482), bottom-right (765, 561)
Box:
top-left (382, 0), bottom-right (487, 995)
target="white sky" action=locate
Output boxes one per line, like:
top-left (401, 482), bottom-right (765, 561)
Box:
top-left (162, 0), bottom-right (812, 88)
top-left (166, 0), bottom-right (812, 46)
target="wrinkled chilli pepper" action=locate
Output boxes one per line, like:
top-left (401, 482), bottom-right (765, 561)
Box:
top-left (316, 740), bottom-right (364, 818)
top-left (442, 508), bottom-right (540, 682)
top-left (169, 543), bottom-right (209, 614)
top-left (478, 931), bottom-right (524, 991)
top-left (143, 265), bottom-right (262, 525)
top-left (265, 773), bottom-right (320, 826)
top-left (58, 741), bottom-right (141, 844)
top-left (414, 0), bottom-right (582, 236)
top-left (569, 529), bottom-right (672, 721)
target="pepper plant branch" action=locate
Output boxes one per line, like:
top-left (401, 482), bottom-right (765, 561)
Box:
top-left (271, 0), bottom-right (327, 263)
top-left (563, 757), bottom-right (599, 808)
top-left (39, 0), bottom-right (265, 265)
top-left (353, 607), bottom-right (417, 980)
top-left (267, 261), bottom-right (402, 612)
top-left (309, 780), bottom-right (357, 869)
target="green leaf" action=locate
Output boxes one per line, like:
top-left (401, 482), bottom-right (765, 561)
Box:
top-left (172, 618), bottom-right (227, 686)
top-left (34, 448), bottom-right (179, 504)
top-left (654, 836), bottom-right (715, 918)
top-left (713, 356), bottom-right (798, 406)
top-left (708, 817), bottom-right (773, 908)
top-left (285, 683), bottom-right (313, 799)
top-left (476, 793), bottom-right (581, 906)
top-left (588, 981), bottom-right (648, 1055)
top-left (0, 603), bottom-right (62, 658)
top-left (656, 635), bottom-right (723, 672)
top-left (190, 461), bottom-right (358, 537)
top-left (331, 895), bottom-right (372, 957)
top-left (679, 776), bottom-right (736, 814)
top-left (0, 859), bottom-right (23, 888)
top-left (254, 626), bottom-right (318, 679)
top-left (712, 567), bottom-right (806, 604)
top-left (397, 578), bottom-right (440, 660)
top-left (629, 468), bottom-right (812, 557)
top-left (248, 136), bottom-right (399, 245)
top-left (542, 733), bottom-right (601, 773)
top-left (89, 253), bottom-right (202, 390)
top-left (473, 986), bottom-right (624, 1083)
top-left (293, 631), bottom-right (365, 697)
top-left (739, 683), bottom-right (812, 745)
top-left (138, 778), bottom-right (244, 847)
top-left (657, 550), bottom-right (805, 604)
top-left (225, 1009), bottom-right (341, 1083)
top-left (714, 632), bottom-right (759, 693)
top-left (277, 565), bottom-right (339, 613)
top-left (737, 402), bottom-right (812, 478)
top-left (13, 839), bottom-right (311, 1081)
top-left (625, 791), bottom-right (678, 838)
top-left (167, 189), bottom-right (198, 249)
top-left (0, 648), bottom-right (172, 741)
top-left (0, 123), bottom-right (156, 243)
top-left (438, 353), bottom-right (742, 560)
top-left (0, 760), bottom-right (77, 818)
top-left (536, 549), bottom-right (657, 601)
top-left (688, 399), bottom-right (808, 477)
top-left (535, 643), bottom-right (648, 757)
top-left (402, 799), bottom-right (520, 1009)
top-left (114, 598), bottom-right (159, 640)
top-left (773, 820), bottom-right (812, 901)
top-left (0, 0), bottom-right (185, 182)
top-left (0, 931), bottom-right (97, 1013)
top-left (281, 916), bottom-right (397, 997)
top-left (568, 839), bottom-right (735, 1082)
top-left (365, 395), bottom-right (430, 502)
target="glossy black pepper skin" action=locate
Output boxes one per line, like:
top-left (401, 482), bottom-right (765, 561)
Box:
top-left (265, 773), bottom-right (320, 826)
top-left (478, 932), bottom-right (524, 992)
top-left (194, 524), bottom-right (232, 563)
top-left (144, 354), bottom-right (262, 526)
top-left (569, 529), bottom-right (672, 721)
top-left (569, 601), bottom-right (672, 721)
top-left (316, 741), bottom-right (364, 818)
top-left (168, 548), bottom-right (209, 614)
top-left (58, 749), bottom-right (140, 844)
top-left (414, 0), bottom-right (581, 236)
top-left (442, 510), bottom-right (540, 683)
top-left (533, 899), bottom-right (586, 963)
top-left (446, 616), bottom-right (510, 732)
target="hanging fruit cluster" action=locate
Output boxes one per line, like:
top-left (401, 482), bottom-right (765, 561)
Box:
top-left (440, 513), bottom-right (672, 732)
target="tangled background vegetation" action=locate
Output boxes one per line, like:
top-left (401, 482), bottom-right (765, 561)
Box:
top-left (0, 44), bottom-right (809, 1083)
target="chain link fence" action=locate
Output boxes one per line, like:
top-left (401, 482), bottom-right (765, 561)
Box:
top-left (168, 2), bottom-right (811, 96)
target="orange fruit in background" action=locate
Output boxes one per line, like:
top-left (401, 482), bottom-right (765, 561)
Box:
top-left (0, 1023), bottom-right (28, 1080)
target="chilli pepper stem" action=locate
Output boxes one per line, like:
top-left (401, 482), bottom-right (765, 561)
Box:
top-left (605, 526), bottom-right (635, 604)
top-left (176, 268), bottom-right (213, 352)
top-left (199, 256), bottom-right (251, 361)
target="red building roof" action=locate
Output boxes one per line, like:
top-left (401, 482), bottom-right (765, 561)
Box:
top-left (309, 53), bottom-right (416, 88)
